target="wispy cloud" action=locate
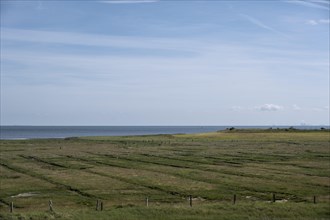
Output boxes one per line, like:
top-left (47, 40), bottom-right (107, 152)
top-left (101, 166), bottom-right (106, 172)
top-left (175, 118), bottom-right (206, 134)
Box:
top-left (1, 28), bottom-right (203, 53)
top-left (254, 104), bottom-right (284, 111)
top-left (312, 107), bottom-right (324, 112)
top-left (306, 19), bottom-right (330, 25)
top-left (2, 28), bottom-right (328, 92)
top-left (99, 0), bottom-right (158, 4)
top-left (319, 19), bottom-right (330, 23)
top-left (309, 0), bottom-right (330, 4)
top-left (239, 14), bottom-right (288, 38)
top-left (3, 28), bottom-right (328, 70)
top-left (285, 0), bottom-right (330, 10)
top-left (311, 106), bottom-right (329, 112)
top-left (306, 20), bottom-right (318, 25)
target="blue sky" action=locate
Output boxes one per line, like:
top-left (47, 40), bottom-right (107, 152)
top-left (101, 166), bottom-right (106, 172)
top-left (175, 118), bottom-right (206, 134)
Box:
top-left (1, 0), bottom-right (329, 126)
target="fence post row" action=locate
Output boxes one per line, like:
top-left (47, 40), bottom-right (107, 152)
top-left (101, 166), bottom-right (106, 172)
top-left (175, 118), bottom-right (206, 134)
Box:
top-left (7, 194), bottom-right (321, 213)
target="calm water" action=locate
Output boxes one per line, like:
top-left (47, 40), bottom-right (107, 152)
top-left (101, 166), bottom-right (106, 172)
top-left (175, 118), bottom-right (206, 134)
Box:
top-left (0, 126), bottom-right (328, 140)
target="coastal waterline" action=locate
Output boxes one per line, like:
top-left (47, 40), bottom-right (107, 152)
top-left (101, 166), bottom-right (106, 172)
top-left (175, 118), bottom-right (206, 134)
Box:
top-left (0, 125), bottom-right (328, 140)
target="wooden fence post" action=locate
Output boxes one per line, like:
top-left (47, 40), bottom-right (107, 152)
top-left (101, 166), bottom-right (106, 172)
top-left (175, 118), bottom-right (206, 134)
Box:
top-left (146, 196), bottom-right (149, 207)
top-left (100, 201), bottom-right (103, 211)
top-left (189, 195), bottom-right (192, 207)
top-left (233, 194), bottom-right (236, 204)
top-left (272, 193), bottom-right (276, 203)
top-left (96, 199), bottom-right (99, 211)
top-left (313, 196), bottom-right (316, 204)
top-left (10, 202), bottom-right (13, 213)
top-left (49, 200), bottom-right (53, 212)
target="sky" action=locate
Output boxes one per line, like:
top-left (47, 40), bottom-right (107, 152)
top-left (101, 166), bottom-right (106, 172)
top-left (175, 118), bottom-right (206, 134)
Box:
top-left (0, 0), bottom-right (329, 126)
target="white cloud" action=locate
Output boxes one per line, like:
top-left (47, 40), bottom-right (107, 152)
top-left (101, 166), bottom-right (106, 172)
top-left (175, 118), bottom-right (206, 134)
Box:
top-left (293, 104), bottom-right (301, 110)
top-left (231, 104), bottom-right (308, 112)
top-left (230, 104), bottom-right (286, 112)
top-left (255, 104), bottom-right (284, 111)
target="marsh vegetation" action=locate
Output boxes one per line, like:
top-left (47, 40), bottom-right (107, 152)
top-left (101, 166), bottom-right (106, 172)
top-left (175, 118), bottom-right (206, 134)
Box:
top-left (0, 129), bottom-right (329, 219)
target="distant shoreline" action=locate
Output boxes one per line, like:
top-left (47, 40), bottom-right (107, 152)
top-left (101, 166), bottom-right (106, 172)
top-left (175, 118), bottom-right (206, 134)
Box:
top-left (1, 125), bottom-right (329, 140)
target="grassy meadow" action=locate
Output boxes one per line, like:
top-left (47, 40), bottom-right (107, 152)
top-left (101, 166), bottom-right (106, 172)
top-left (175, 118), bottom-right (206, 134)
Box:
top-left (0, 129), bottom-right (329, 219)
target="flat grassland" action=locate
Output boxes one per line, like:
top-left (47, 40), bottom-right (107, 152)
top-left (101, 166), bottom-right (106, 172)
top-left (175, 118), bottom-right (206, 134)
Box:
top-left (0, 129), bottom-right (329, 219)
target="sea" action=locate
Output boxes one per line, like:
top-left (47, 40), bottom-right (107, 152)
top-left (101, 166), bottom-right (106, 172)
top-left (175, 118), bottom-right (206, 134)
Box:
top-left (0, 126), bottom-right (328, 140)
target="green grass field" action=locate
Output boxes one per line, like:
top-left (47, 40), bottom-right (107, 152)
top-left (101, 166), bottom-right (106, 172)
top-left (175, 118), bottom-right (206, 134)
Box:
top-left (0, 129), bottom-right (329, 219)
